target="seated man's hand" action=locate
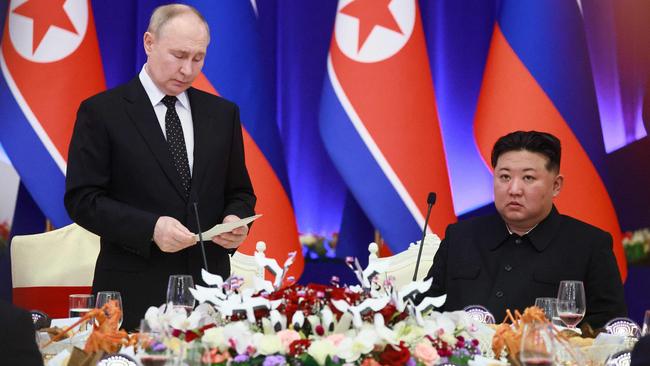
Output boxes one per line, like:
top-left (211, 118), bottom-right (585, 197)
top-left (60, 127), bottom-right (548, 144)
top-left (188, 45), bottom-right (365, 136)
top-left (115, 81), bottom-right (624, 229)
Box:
top-left (211, 214), bottom-right (249, 250)
top-left (153, 216), bottom-right (196, 252)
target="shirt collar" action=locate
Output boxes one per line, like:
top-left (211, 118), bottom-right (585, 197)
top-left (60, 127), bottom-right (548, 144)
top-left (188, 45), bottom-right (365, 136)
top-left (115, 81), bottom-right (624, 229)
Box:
top-left (138, 64), bottom-right (191, 111)
top-left (490, 205), bottom-right (561, 252)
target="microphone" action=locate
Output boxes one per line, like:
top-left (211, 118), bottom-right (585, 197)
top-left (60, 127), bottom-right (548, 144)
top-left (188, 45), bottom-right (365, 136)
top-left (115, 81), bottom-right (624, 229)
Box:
top-left (412, 192), bottom-right (436, 281)
top-left (192, 202), bottom-right (209, 272)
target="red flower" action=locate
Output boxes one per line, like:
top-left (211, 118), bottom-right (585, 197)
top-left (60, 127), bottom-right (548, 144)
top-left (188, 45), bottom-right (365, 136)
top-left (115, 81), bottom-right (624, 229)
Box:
top-left (315, 324), bottom-right (325, 336)
top-left (184, 330), bottom-right (200, 342)
top-left (288, 339), bottom-right (311, 356)
top-left (379, 341), bottom-right (411, 366)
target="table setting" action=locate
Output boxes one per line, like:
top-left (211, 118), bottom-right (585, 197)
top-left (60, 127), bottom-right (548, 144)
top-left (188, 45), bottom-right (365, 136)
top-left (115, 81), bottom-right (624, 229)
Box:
top-left (37, 251), bottom-right (644, 366)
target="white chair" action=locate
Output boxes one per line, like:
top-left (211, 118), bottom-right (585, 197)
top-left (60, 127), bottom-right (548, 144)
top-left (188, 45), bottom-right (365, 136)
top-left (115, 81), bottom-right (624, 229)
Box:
top-left (230, 241), bottom-right (267, 289)
top-left (367, 234), bottom-right (441, 289)
top-left (10, 224), bottom-right (100, 317)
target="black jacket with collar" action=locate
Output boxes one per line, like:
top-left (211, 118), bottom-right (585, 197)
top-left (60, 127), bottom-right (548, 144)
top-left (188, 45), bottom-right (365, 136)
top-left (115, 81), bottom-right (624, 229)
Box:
top-left (421, 206), bottom-right (626, 328)
top-left (65, 78), bottom-right (256, 330)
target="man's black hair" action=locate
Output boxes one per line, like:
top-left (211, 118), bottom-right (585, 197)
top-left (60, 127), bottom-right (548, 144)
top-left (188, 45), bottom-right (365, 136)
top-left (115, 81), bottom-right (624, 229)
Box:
top-left (491, 131), bottom-right (561, 172)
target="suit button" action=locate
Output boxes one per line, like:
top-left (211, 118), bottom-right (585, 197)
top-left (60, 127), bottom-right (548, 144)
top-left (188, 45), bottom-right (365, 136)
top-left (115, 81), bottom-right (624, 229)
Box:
top-left (504, 264), bottom-right (512, 272)
top-left (515, 238), bottom-right (522, 244)
top-left (496, 291), bottom-right (504, 298)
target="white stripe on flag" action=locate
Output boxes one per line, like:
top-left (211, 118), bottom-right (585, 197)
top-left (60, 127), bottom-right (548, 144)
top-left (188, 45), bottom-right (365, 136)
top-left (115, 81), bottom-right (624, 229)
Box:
top-left (327, 54), bottom-right (431, 234)
top-left (0, 50), bottom-right (67, 174)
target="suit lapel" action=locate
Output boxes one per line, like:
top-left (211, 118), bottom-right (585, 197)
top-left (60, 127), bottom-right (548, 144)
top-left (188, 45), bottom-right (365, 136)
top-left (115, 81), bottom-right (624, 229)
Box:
top-left (188, 88), bottom-right (212, 199)
top-left (123, 78), bottom-right (187, 200)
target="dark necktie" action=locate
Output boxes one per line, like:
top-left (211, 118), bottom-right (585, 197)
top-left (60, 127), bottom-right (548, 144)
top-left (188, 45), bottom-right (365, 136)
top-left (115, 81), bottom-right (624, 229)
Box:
top-left (161, 95), bottom-right (191, 197)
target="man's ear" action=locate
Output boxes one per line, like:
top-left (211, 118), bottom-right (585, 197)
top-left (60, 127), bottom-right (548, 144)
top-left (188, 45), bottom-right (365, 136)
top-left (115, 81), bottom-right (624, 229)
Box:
top-left (143, 32), bottom-right (154, 55)
top-left (552, 173), bottom-right (564, 197)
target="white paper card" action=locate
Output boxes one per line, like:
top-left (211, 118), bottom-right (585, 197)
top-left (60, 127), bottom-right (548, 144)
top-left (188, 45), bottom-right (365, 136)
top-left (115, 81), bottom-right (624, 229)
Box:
top-left (196, 214), bottom-right (262, 241)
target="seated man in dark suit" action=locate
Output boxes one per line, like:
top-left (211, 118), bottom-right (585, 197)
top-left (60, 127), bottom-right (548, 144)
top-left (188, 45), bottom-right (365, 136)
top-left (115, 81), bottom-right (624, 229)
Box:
top-left (418, 131), bottom-right (626, 328)
top-left (0, 301), bottom-right (44, 366)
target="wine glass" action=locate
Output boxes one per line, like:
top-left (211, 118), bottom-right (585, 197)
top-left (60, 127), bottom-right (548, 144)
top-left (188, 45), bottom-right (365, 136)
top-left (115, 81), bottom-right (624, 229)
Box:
top-left (556, 280), bottom-right (586, 329)
top-left (96, 291), bottom-right (123, 329)
top-left (166, 274), bottom-right (195, 314)
top-left (519, 322), bottom-right (554, 366)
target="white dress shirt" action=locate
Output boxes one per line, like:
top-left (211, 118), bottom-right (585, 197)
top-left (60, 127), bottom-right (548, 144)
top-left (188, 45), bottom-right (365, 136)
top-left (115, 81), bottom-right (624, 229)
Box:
top-left (139, 65), bottom-right (194, 175)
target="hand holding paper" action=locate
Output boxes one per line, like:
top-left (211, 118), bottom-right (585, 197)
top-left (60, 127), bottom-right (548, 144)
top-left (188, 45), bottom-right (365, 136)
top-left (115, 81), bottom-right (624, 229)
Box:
top-left (197, 214), bottom-right (262, 248)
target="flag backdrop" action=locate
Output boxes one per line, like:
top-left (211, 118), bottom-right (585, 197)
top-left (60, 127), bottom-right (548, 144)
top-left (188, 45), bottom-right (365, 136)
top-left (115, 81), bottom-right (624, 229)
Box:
top-left (186, 1), bottom-right (304, 280)
top-left (473, 0), bottom-right (627, 280)
top-left (319, 0), bottom-right (457, 253)
top-left (0, 0), bottom-right (105, 227)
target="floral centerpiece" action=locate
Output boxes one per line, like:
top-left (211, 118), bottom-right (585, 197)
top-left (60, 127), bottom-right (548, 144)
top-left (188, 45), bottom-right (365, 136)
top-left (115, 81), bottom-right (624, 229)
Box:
top-left (300, 233), bottom-right (338, 260)
top-left (140, 250), bottom-right (488, 365)
top-left (623, 228), bottom-right (650, 263)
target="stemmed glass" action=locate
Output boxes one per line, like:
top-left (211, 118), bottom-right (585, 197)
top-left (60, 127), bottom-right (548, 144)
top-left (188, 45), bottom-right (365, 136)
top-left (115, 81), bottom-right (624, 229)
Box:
top-left (167, 274), bottom-right (195, 314)
top-left (519, 322), bottom-right (554, 366)
top-left (556, 280), bottom-right (586, 329)
top-left (642, 310), bottom-right (650, 336)
top-left (96, 291), bottom-right (123, 329)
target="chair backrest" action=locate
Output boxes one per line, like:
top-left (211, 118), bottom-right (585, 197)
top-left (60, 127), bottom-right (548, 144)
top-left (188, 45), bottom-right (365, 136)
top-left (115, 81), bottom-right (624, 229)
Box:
top-left (230, 241), bottom-right (266, 289)
top-left (10, 224), bottom-right (100, 317)
top-left (367, 234), bottom-right (441, 289)
top-left (605, 317), bottom-right (642, 339)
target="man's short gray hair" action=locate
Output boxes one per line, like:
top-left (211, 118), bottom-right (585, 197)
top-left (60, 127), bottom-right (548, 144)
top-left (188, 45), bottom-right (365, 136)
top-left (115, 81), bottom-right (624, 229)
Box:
top-left (147, 4), bottom-right (210, 40)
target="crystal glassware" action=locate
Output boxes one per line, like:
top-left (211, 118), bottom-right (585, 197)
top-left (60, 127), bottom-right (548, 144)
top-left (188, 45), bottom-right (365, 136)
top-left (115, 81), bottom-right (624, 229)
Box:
top-left (556, 280), bottom-right (586, 329)
top-left (95, 291), bottom-right (123, 329)
top-left (534, 297), bottom-right (561, 326)
top-left (166, 274), bottom-right (195, 314)
top-left (519, 322), bottom-right (555, 366)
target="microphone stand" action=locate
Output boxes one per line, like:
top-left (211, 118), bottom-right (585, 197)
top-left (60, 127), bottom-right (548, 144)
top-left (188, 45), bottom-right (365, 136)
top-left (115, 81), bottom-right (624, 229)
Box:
top-left (412, 192), bottom-right (436, 281)
top-left (192, 202), bottom-right (209, 272)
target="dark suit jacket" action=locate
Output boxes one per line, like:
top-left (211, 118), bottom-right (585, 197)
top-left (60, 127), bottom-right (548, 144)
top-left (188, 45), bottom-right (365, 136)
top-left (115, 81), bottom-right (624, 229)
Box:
top-left (420, 206), bottom-right (626, 328)
top-left (65, 78), bottom-right (256, 330)
top-left (0, 301), bottom-right (44, 365)
top-left (631, 335), bottom-right (650, 366)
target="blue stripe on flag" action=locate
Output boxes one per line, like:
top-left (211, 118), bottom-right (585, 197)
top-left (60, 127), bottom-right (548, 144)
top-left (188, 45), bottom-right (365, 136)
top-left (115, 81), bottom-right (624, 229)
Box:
top-left (319, 74), bottom-right (421, 252)
top-left (0, 74), bottom-right (70, 227)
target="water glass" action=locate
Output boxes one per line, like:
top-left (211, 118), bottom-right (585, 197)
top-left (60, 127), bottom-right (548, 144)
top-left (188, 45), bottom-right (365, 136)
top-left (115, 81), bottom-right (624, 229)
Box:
top-left (519, 322), bottom-right (554, 366)
top-left (69, 294), bottom-right (94, 318)
top-left (167, 274), bottom-right (195, 314)
top-left (534, 297), bottom-right (561, 326)
top-left (138, 319), bottom-right (170, 366)
top-left (556, 280), bottom-right (586, 329)
top-left (96, 291), bottom-right (123, 329)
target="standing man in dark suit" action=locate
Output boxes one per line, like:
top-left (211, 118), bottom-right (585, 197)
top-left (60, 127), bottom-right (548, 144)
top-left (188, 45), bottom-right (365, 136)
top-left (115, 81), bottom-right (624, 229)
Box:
top-left (65, 4), bottom-right (256, 330)
top-left (418, 131), bottom-right (626, 328)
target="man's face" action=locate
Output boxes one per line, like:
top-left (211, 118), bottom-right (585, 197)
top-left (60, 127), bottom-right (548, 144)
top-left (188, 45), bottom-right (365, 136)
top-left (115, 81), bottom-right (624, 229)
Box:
top-left (493, 150), bottom-right (563, 230)
top-left (143, 13), bottom-right (209, 96)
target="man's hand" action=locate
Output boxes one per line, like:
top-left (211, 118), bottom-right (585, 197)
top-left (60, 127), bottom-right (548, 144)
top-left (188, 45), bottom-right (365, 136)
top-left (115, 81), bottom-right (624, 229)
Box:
top-left (211, 214), bottom-right (249, 249)
top-left (153, 216), bottom-right (196, 253)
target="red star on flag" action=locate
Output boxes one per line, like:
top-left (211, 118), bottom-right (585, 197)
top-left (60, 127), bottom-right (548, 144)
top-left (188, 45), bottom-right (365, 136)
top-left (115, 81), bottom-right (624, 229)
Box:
top-left (340, 0), bottom-right (403, 52)
top-left (13, 0), bottom-right (78, 54)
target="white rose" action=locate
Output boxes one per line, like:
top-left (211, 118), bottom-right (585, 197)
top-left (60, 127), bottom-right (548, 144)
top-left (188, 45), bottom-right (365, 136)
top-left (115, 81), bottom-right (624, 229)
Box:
top-left (202, 327), bottom-right (226, 350)
top-left (255, 333), bottom-right (284, 355)
top-left (308, 339), bottom-right (334, 365)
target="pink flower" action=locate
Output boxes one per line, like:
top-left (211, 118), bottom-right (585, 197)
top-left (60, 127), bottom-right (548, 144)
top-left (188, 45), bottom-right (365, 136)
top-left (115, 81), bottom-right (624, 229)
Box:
top-left (202, 348), bottom-right (230, 364)
top-left (413, 342), bottom-right (440, 366)
top-left (276, 329), bottom-right (301, 351)
top-left (325, 333), bottom-right (346, 346)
